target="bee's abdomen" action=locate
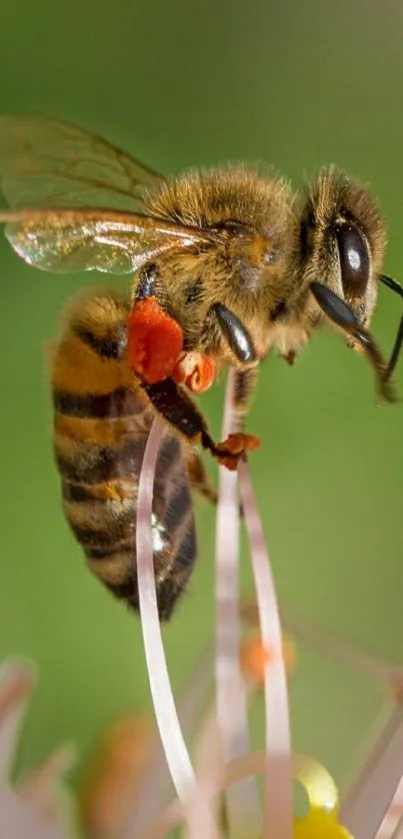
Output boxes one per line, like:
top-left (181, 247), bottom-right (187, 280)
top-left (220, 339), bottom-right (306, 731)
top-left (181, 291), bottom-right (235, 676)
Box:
top-left (51, 290), bottom-right (197, 620)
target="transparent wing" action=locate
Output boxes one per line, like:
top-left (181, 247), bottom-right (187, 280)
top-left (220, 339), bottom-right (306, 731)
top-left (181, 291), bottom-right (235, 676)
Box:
top-left (0, 208), bottom-right (215, 275)
top-left (0, 114), bottom-right (163, 212)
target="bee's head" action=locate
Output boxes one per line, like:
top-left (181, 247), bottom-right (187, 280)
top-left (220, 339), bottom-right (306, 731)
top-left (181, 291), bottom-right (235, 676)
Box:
top-left (296, 168), bottom-right (395, 403)
top-left (298, 166), bottom-right (386, 329)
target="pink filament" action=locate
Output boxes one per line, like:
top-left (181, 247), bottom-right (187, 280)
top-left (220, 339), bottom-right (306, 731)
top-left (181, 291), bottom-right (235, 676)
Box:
top-left (141, 750), bottom-right (269, 839)
top-left (136, 418), bottom-right (219, 839)
top-left (135, 374), bottom-right (303, 839)
top-left (142, 749), bottom-right (305, 839)
top-left (124, 645), bottom-right (214, 839)
top-left (214, 372), bottom-right (261, 839)
top-left (239, 461), bottom-right (293, 839)
top-left (182, 706), bottom-right (224, 839)
top-left (373, 773), bottom-right (403, 839)
top-left (341, 704), bottom-right (403, 839)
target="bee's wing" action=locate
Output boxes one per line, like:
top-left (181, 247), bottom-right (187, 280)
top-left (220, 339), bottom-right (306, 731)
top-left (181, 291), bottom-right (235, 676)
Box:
top-left (0, 114), bottom-right (162, 212)
top-left (0, 208), bottom-right (216, 274)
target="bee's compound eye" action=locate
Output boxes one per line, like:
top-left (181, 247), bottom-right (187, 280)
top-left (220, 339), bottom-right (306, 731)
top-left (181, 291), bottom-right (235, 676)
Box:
top-left (336, 224), bottom-right (370, 297)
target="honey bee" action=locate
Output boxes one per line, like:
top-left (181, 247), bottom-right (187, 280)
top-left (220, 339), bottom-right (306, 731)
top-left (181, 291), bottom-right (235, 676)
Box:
top-left (0, 114), bottom-right (402, 619)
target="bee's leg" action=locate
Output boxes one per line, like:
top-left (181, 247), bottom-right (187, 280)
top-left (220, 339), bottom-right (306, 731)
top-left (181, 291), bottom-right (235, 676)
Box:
top-left (232, 367), bottom-right (259, 429)
top-left (207, 301), bottom-right (260, 428)
top-left (184, 448), bottom-right (218, 506)
top-left (128, 271), bottom-right (260, 469)
top-left (209, 303), bottom-right (257, 365)
top-left (131, 265), bottom-right (214, 393)
top-left (141, 378), bottom-right (260, 471)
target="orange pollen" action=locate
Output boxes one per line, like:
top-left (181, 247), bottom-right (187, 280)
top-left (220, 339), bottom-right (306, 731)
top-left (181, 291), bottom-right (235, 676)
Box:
top-left (172, 352), bottom-right (216, 393)
top-left (241, 636), bottom-right (273, 684)
top-left (241, 633), bottom-right (296, 685)
top-left (126, 297), bottom-right (183, 385)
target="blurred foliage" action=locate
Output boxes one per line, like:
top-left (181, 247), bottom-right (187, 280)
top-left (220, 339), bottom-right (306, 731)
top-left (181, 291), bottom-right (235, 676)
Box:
top-left (0, 0), bottom-right (402, 797)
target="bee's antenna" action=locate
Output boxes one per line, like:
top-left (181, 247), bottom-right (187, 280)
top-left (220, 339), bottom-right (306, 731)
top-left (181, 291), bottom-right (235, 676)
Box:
top-left (379, 274), bottom-right (403, 381)
top-left (310, 281), bottom-right (395, 404)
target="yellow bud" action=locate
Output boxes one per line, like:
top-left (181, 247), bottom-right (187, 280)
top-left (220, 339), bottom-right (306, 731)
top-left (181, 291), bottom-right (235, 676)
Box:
top-left (294, 806), bottom-right (353, 839)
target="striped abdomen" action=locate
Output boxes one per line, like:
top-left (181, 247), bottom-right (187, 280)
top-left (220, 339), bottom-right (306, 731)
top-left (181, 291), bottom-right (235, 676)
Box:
top-left (51, 289), bottom-right (197, 620)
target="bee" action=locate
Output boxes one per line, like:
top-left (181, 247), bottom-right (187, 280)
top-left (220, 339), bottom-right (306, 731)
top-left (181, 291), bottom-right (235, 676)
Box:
top-left (0, 114), bottom-right (402, 619)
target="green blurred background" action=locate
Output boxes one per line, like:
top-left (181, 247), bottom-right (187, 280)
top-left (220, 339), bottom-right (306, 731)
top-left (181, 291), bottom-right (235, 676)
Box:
top-left (0, 0), bottom-right (402, 810)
